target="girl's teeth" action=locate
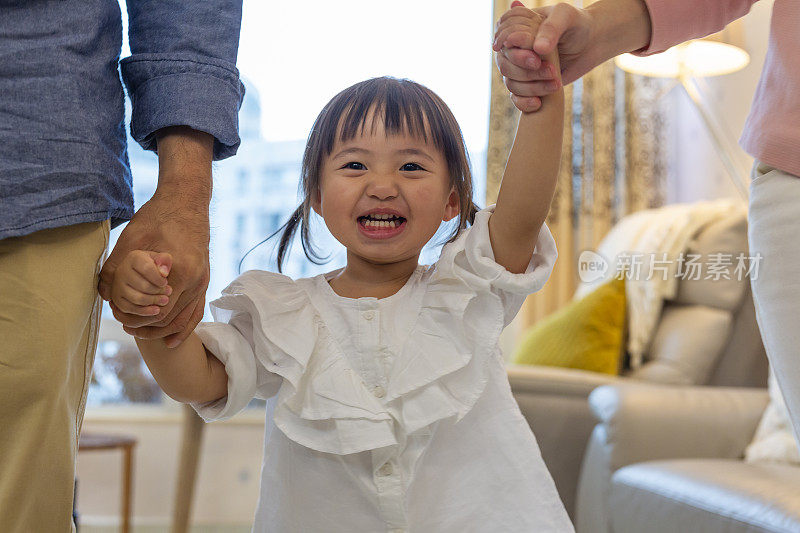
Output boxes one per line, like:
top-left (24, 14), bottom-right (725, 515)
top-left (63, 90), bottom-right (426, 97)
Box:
top-left (362, 219), bottom-right (400, 229)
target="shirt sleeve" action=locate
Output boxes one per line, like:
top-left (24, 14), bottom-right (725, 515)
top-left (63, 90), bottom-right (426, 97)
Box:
top-left (120, 0), bottom-right (245, 160)
top-left (435, 204), bottom-right (558, 327)
top-left (636, 0), bottom-right (758, 56)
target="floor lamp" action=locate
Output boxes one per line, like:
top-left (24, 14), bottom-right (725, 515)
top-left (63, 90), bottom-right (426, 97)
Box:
top-left (615, 28), bottom-right (751, 201)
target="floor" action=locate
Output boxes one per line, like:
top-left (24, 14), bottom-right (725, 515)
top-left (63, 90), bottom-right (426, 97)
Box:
top-left (81, 526), bottom-right (251, 533)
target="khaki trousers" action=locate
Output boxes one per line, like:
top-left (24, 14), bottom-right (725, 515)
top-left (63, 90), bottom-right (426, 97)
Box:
top-left (0, 220), bottom-right (109, 533)
top-left (748, 161), bottom-right (800, 448)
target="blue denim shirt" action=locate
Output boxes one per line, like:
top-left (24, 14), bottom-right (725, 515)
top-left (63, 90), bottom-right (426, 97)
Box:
top-left (0, 0), bottom-right (245, 239)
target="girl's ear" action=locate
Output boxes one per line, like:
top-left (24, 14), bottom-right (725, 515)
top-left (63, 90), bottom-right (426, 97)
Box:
top-left (311, 188), bottom-right (322, 216)
top-left (442, 188), bottom-right (460, 222)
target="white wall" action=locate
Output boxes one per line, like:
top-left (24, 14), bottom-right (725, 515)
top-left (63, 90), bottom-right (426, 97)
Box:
top-left (666, 0), bottom-right (775, 203)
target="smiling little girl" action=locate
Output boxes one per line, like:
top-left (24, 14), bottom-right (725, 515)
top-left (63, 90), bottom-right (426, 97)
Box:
top-left (110, 38), bottom-right (572, 533)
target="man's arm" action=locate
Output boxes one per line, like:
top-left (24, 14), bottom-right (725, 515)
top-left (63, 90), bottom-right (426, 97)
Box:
top-left (102, 126), bottom-right (213, 347)
top-left (99, 0), bottom-right (245, 347)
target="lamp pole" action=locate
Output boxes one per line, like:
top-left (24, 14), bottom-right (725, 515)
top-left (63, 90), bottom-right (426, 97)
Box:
top-left (678, 71), bottom-right (751, 202)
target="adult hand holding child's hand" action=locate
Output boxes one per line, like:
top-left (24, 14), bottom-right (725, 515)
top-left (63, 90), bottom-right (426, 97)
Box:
top-left (494, 1), bottom-right (569, 112)
top-left (494, 1), bottom-right (595, 112)
top-left (101, 192), bottom-right (210, 347)
top-left (495, 0), bottom-right (653, 112)
top-left (99, 126), bottom-right (213, 348)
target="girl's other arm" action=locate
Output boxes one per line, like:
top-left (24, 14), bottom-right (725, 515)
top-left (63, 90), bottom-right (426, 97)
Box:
top-left (489, 18), bottom-right (564, 274)
top-left (134, 333), bottom-right (228, 404)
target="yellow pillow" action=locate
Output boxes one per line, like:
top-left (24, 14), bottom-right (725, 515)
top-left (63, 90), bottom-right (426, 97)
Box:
top-left (511, 277), bottom-right (626, 375)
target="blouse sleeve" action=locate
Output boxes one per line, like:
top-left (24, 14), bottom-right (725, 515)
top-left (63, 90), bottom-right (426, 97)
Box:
top-left (189, 271), bottom-right (297, 422)
top-left (435, 204), bottom-right (558, 327)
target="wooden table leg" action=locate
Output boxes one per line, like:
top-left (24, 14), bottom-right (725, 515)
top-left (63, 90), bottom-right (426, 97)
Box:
top-left (171, 404), bottom-right (205, 533)
top-left (121, 443), bottom-right (134, 533)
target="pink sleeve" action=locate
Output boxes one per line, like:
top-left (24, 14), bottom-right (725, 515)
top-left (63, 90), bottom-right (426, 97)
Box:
top-left (635, 0), bottom-right (759, 56)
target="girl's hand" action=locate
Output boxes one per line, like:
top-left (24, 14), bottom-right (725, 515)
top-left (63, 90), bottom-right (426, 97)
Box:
top-left (110, 250), bottom-right (173, 321)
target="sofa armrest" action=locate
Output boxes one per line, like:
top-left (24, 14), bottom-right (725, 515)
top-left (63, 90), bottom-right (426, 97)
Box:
top-left (589, 383), bottom-right (769, 469)
top-left (506, 364), bottom-right (627, 397)
top-left (574, 384), bottom-right (769, 533)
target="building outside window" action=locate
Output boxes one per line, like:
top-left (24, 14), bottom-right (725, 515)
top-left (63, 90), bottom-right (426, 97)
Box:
top-left (89, 0), bottom-right (491, 407)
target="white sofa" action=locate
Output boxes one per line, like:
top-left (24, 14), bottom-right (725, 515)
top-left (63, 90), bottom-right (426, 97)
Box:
top-left (577, 383), bottom-right (800, 532)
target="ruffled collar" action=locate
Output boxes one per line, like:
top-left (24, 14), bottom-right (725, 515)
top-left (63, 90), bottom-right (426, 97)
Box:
top-left (234, 264), bottom-right (502, 456)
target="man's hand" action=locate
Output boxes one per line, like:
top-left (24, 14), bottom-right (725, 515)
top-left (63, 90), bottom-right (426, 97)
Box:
top-left (493, 0), bottom-right (652, 112)
top-left (99, 127), bottom-right (213, 348)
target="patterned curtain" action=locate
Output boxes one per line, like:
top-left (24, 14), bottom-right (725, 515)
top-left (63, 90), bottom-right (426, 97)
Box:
top-left (488, 0), bottom-right (668, 333)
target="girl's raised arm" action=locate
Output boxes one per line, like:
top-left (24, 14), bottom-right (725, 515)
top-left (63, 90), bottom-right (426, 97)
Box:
top-left (488, 30), bottom-right (564, 274)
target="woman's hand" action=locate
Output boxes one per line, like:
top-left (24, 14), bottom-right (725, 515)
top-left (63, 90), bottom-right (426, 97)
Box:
top-left (494, 2), bottom-right (592, 111)
top-left (494, 0), bottom-right (652, 112)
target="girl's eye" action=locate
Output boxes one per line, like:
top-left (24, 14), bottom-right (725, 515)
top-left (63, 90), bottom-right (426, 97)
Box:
top-left (401, 162), bottom-right (425, 172)
top-left (342, 162), bottom-right (365, 170)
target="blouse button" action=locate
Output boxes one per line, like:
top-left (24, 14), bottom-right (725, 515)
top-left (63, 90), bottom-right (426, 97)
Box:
top-left (372, 385), bottom-right (386, 398)
top-left (362, 310), bottom-right (376, 320)
top-left (377, 462), bottom-right (394, 476)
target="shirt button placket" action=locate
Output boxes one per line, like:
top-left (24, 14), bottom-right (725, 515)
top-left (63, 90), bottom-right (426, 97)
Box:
top-left (375, 459), bottom-right (407, 531)
top-left (360, 304), bottom-right (383, 392)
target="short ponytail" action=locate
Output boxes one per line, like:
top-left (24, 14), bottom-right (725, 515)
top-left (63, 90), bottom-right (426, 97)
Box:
top-left (275, 205), bottom-right (303, 273)
top-left (274, 202), bottom-right (329, 273)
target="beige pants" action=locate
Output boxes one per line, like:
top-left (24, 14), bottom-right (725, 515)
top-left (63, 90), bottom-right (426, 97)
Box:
top-left (748, 161), bottom-right (800, 447)
top-left (0, 220), bottom-right (109, 533)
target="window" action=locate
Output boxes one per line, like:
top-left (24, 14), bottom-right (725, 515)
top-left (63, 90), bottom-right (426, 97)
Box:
top-left (237, 169), bottom-right (250, 195)
top-left (89, 0), bottom-right (491, 406)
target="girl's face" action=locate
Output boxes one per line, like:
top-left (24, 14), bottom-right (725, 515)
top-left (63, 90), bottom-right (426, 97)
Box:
top-left (312, 115), bottom-right (459, 267)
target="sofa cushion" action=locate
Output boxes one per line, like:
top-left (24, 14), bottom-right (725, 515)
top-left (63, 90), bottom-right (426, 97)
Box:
top-left (626, 304), bottom-right (732, 385)
top-left (511, 277), bottom-right (626, 375)
top-left (672, 214), bottom-right (749, 312)
top-left (609, 459), bottom-right (800, 533)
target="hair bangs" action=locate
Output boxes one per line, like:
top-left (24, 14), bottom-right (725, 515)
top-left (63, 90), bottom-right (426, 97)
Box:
top-left (330, 78), bottom-right (456, 155)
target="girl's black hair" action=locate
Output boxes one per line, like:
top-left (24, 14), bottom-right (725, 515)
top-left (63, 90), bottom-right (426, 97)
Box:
top-left (273, 76), bottom-right (480, 273)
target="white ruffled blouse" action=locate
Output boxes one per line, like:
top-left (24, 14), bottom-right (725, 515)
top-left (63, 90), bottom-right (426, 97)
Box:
top-left (193, 207), bottom-right (574, 532)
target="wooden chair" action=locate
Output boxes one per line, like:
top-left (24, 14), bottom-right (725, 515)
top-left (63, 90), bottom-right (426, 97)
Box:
top-left (77, 432), bottom-right (137, 533)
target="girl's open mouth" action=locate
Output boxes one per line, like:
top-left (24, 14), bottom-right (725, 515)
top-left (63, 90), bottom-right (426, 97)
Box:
top-left (357, 214), bottom-right (407, 239)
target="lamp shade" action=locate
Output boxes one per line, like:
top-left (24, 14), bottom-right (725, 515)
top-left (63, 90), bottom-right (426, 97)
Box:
top-left (615, 22), bottom-right (750, 78)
